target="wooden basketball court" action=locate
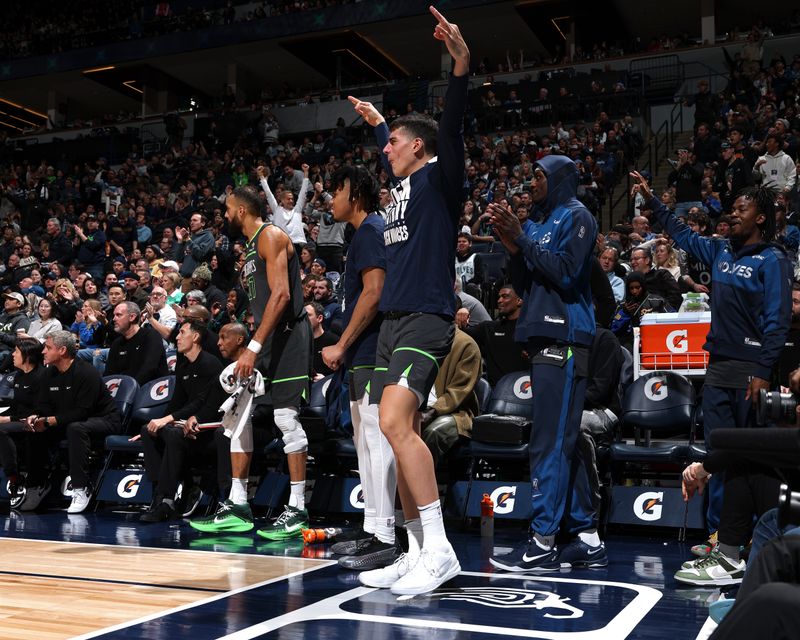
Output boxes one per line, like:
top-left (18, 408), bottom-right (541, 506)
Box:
top-left (0, 538), bottom-right (329, 639)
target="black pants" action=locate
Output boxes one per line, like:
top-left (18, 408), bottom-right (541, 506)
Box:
top-left (718, 463), bottom-right (782, 549)
top-left (67, 415), bottom-right (121, 489)
top-left (141, 425), bottom-right (232, 499)
top-left (710, 536), bottom-right (800, 640)
top-left (0, 421), bottom-right (60, 485)
top-left (315, 244), bottom-right (343, 274)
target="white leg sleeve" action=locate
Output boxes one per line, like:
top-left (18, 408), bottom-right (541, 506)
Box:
top-left (351, 399), bottom-right (375, 534)
top-left (360, 396), bottom-right (396, 531)
top-left (274, 407), bottom-right (307, 454)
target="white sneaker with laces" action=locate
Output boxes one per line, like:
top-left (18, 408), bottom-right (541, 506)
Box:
top-left (390, 545), bottom-right (461, 595)
top-left (359, 531), bottom-right (420, 588)
top-left (67, 487), bottom-right (91, 514)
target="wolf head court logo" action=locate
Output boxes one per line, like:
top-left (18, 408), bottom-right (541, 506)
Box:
top-left (643, 377), bottom-right (668, 402)
top-left (403, 587), bottom-right (583, 619)
top-left (633, 491), bottom-right (664, 522)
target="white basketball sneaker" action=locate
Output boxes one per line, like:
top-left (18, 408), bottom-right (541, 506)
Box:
top-left (390, 544), bottom-right (461, 595)
top-left (67, 487), bottom-right (92, 514)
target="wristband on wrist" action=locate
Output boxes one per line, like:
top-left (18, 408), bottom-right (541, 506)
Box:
top-left (247, 340), bottom-right (262, 354)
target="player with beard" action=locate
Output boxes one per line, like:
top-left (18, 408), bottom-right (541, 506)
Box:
top-left (191, 185), bottom-right (312, 540)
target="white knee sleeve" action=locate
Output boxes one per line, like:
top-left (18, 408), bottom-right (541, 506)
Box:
top-left (274, 407), bottom-right (307, 454)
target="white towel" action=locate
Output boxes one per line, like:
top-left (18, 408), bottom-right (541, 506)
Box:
top-left (218, 363), bottom-right (265, 453)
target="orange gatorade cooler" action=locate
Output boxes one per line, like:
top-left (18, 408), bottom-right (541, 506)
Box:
top-left (639, 312), bottom-right (711, 370)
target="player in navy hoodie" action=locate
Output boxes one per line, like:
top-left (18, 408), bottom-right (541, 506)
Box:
top-left (488, 155), bottom-right (607, 571)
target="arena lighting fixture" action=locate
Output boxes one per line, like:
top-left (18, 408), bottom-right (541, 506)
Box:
top-left (123, 80), bottom-right (144, 94)
top-left (0, 98), bottom-right (47, 119)
top-left (0, 120), bottom-right (23, 131)
top-left (359, 34), bottom-right (410, 76)
top-left (0, 109), bottom-right (39, 127)
top-left (332, 48), bottom-right (387, 81)
top-left (551, 16), bottom-right (569, 41)
top-left (83, 65), bottom-right (116, 73)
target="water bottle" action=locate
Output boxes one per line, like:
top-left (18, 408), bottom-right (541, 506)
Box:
top-left (480, 493), bottom-right (494, 537)
top-left (302, 527), bottom-right (344, 544)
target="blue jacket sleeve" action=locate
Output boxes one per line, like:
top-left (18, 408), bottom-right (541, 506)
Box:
top-left (512, 207), bottom-right (597, 290)
top-left (754, 251), bottom-right (792, 380)
top-left (648, 196), bottom-right (722, 267)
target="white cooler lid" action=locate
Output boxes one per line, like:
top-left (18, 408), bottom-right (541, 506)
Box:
top-left (639, 311), bottom-right (711, 325)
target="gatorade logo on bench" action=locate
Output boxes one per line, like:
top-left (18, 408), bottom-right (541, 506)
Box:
top-left (150, 380), bottom-right (171, 401)
top-left (167, 354), bottom-right (177, 372)
top-left (105, 378), bottom-right (122, 397)
top-left (512, 375), bottom-right (532, 400)
top-left (643, 377), bottom-right (668, 402)
top-left (117, 474), bottom-right (143, 498)
top-left (633, 491), bottom-right (663, 522)
top-left (490, 485), bottom-right (517, 515)
top-left (666, 330), bottom-right (688, 354)
top-left (349, 483), bottom-right (365, 509)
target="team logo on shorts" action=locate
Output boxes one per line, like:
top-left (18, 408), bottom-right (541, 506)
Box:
top-left (400, 587), bottom-right (583, 619)
top-left (349, 483), bottom-right (365, 509)
top-left (117, 474), bottom-right (143, 499)
top-left (105, 378), bottom-right (122, 397)
top-left (512, 375), bottom-right (532, 400)
top-left (633, 491), bottom-right (664, 522)
top-left (150, 380), bottom-right (171, 401)
top-left (489, 486), bottom-right (517, 514)
top-left (643, 377), bottom-right (667, 401)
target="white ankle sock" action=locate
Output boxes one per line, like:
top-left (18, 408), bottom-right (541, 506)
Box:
top-left (228, 478), bottom-right (248, 505)
top-left (578, 530), bottom-right (601, 547)
top-left (289, 481), bottom-right (305, 510)
top-left (418, 500), bottom-right (448, 548)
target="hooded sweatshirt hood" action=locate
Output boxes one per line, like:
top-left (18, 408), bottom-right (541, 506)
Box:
top-left (533, 155), bottom-right (581, 219)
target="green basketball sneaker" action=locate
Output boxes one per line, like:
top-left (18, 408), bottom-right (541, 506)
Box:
top-left (189, 500), bottom-right (254, 533)
top-left (256, 505), bottom-right (308, 541)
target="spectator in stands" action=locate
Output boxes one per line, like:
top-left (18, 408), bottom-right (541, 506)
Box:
top-left (45, 217), bottom-right (73, 268)
top-left (776, 281), bottom-right (800, 389)
top-left (107, 207), bottom-right (138, 258)
top-left (611, 272), bottom-right (669, 350)
top-left (716, 142), bottom-right (754, 213)
top-left (23, 298), bottom-right (62, 342)
top-left (755, 133), bottom-right (797, 193)
top-left (70, 300), bottom-right (106, 351)
top-left (313, 277), bottom-right (342, 332)
top-left (453, 279), bottom-right (492, 329)
top-left (629, 246), bottom-right (682, 309)
top-left (104, 301), bottom-right (168, 385)
top-left (420, 323), bottom-right (481, 467)
top-left (306, 301), bottom-right (339, 379)
top-left (454, 232), bottom-right (477, 284)
top-left (209, 288), bottom-right (248, 333)
top-left (257, 164), bottom-right (310, 252)
top-left (73, 215), bottom-right (106, 280)
top-left (302, 274), bottom-right (321, 304)
top-left (142, 285), bottom-right (178, 349)
top-left (598, 247), bottom-right (625, 303)
top-left (0, 292), bottom-right (30, 371)
top-left (692, 122), bottom-right (721, 164)
top-left (465, 285), bottom-right (528, 386)
top-left (175, 213), bottom-right (216, 283)
top-left (161, 271), bottom-right (184, 306)
top-left (314, 185), bottom-right (346, 273)
top-left (653, 240), bottom-right (683, 281)
top-left (189, 263), bottom-right (227, 311)
top-left (632, 172), bottom-right (792, 555)
top-left (139, 320), bottom-right (224, 522)
top-left (0, 337), bottom-right (47, 510)
top-left (669, 148), bottom-right (705, 216)
top-left (31, 330), bottom-right (121, 513)
top-left (120, 271), bottom-right (148, 308)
